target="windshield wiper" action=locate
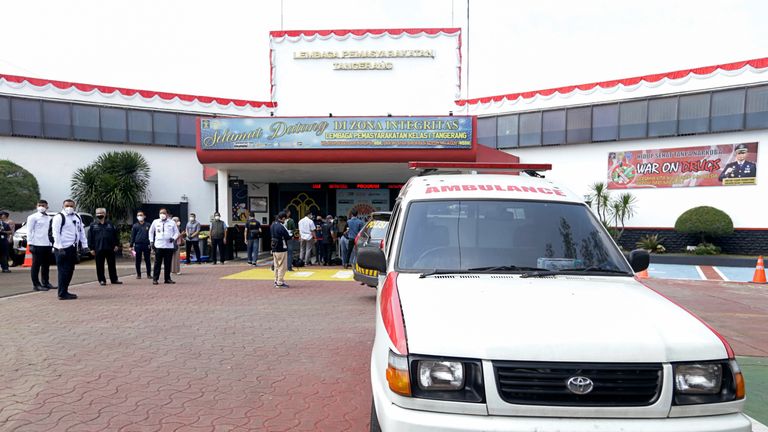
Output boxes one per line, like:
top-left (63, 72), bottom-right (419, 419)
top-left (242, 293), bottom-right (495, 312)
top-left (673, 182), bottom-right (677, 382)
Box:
top-left (419, 269), bottom-right (473, 278)
top-left (467, 265), bottom-right (549, 273)
top-left (559, 267), bottom-right (633, 276)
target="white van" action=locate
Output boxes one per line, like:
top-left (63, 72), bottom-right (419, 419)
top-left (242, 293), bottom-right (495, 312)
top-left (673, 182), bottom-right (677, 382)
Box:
top-left (358, 164), bottom-right (749, 432)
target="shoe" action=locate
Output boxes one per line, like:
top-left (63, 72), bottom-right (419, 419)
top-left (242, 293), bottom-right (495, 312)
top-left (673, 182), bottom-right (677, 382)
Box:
top-left (58, 293), bottom-right (77, 300)
top-left (99, 281), bottom-right (106, 286)
top-left (247, 261), bottom-right (253, 265)
top-left (164, 280), bottom-right (176, 284)
top-left (152, 280), bottom-right (159, 285)
top-left (136, 275), bottom-right (141, 279)
top-left (33, 285), bottom-right (43, 291)
top-left (212, 262), bottom-right (217, 265)
top-left (112, 281), bottom-right (123, 285)
top-left (274, 283), bottom-right (289, 288)
top-left (42, 283), bottom-right (56, 290)
top-left (147, 274), bottom-right (152, 279)
top-left (2, 269), bottom-right (11, 273)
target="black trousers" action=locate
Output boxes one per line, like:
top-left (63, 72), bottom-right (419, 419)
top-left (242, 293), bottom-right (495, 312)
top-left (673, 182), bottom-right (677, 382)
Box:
top-left (134, 243), bottom-right (151, 276)
top-left (153, 248), bottom-right (174, 282)
top-left (317, 242), bottom-right (331, 264)
top-left (95, 250), bottom-right (119, 283)
top-left (185, 239), bottom-right (200, 264)
top-left (211, 238), bottom-right (225, 263)
top-left (0, 238), bottom-right (9, 271)
top-left (54, 246), bottom-right (78, 297)
top-left (30, 245), bottom-right (52, 286)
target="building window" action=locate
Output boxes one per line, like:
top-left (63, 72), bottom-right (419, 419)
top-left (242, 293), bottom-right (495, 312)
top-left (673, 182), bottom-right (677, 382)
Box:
top-left (477, 116), bottom-right (497, 148)
top-left (178, 114), bottom-right (197, 148)
top-left (619, 100), bottom-right (647, 139)
top-left (746, 85), bottom-right (768, 129)
top-left (153, 112), bottom-right (178, 145)
top-left (42, 101), bottom-right (72, 139)
top-left (542, 110), bottom-right (565, 145)
top-left (648, 97), bottom-right (677, 137)
top-left (11, 98), bottom-right (42, 137)
top-left (519, 112), bottom-right (542, 146)
top-left (72, 105), bottom-right (100, 141)
top-left (496, 114), bottom-right (518, 148)
top-left (566, 106), bottom-right (591, 144)
top-left (678, 93), bottom-right (710, 135)
top-left (100, 107), bottom-right (127, 143)
top-left (128, 110), bottom-right (153, 144)
top-left (0, 96), bottom-right (10, 135)
top-left (592, 104), bottom-right (618, 141)
top-left (710, 89), bottom-right (745, 132)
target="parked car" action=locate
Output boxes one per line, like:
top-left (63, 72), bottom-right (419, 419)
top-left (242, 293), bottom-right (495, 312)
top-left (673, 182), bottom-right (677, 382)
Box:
top-left (352, 212), bottom-right (391, 287)
top-left (358, 169), bottom-right (748, 432)
top-left (12, 212), bottom-right (94, 265)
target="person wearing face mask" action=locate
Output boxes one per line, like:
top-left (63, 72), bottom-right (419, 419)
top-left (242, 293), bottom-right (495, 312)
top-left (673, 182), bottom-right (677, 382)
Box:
top-left (52, 199), bottom-right (89, 300)
top-left (171, 216), bottom-right (184, 275)
top-left (209, 212), bottom-right (228, 265)
top-left (184, 213), bottom-right (201, 264)
top-left (25, 200), bottom-right (55, 289)
top-left (87, 207), bottom-right (122, 286)
top-left (0, 210), bottom-right (13, 273)
top-left (130, 211), bottom-right (151, 279)
top-left (149, 208), bottom-right (179, 285)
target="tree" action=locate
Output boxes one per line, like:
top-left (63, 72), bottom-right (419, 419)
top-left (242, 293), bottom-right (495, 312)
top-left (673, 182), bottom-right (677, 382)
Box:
top-left (610, 192), bottom-right (637, 240)
top-left (586, 183), bottom-right (637, 241)
top-left (71, 151), bottom-right (150, 223)
top-left (587, 182), bottom-right (611, 226)
top-left (0, 160), bottom-right (40, 211)
top-left (674, 206), bottom-right (734, 244)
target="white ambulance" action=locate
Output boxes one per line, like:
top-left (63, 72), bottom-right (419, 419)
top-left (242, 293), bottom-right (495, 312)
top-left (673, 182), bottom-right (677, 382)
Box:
top-left (358, 163), bottom-right (749, 432)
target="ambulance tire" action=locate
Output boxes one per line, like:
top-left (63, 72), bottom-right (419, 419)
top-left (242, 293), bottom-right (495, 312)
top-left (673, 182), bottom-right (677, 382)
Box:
top-left (370, 399), bottom-right (382, 432)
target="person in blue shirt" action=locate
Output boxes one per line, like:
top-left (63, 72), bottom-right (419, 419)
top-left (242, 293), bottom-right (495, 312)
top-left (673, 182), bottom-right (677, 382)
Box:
top-left (344, 209), bottom-right (365, 269)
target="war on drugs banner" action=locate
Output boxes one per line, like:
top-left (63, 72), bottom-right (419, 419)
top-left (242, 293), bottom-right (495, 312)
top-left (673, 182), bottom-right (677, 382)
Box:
top-left (199, 116), bottom-right (472, 150)
top-left (607, 142), bottom-right (758, 189)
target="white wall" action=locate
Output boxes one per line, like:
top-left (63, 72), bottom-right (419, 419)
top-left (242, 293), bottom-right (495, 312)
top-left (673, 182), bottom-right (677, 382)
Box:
top-left (507, 131), bottom-right (768, 228)
top-left (0, 136), bottom-right (216, 219)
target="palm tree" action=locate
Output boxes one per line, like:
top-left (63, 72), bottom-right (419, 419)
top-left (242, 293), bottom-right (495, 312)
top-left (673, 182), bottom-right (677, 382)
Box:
top-left (610, 192), bottom-right (637, 240)
top-left (587, 182), bottom-right (611, 226)
top-left (71, 151), bottom-right (150, 222)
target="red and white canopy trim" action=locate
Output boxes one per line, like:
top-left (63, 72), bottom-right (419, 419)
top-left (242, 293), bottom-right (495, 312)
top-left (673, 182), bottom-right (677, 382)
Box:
top-left (269, 28), bottom-right (462, 101)
top-left (456, 57), bottom-right (768, 113)
top-left (0, 73), bottom-right (275, 115)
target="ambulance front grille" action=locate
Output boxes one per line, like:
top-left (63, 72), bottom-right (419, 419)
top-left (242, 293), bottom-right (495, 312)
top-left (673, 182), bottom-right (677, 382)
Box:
top-left (494, 361), bottom-right (662, 407)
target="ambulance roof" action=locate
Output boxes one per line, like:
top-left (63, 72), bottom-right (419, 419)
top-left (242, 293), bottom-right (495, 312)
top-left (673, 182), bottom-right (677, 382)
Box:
top-left (399, 174), bottom-right (583, 204)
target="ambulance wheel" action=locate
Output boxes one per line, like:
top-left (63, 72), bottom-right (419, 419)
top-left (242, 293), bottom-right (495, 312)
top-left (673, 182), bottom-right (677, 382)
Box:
top-left (370, 399), bottom-right (382, 432)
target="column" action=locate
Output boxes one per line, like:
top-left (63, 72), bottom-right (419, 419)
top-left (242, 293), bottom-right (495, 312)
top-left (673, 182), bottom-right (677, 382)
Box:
top-left (217, 168), bottom-right (230, 224)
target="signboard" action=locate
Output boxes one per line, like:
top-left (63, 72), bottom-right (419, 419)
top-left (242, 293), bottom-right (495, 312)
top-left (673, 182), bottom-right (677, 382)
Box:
top-left (607, 142), bottom-right (758, 189)
top-left (336, 189), bottom-right (390, 219)
top-left (199, 116), bottom-right (472, 150)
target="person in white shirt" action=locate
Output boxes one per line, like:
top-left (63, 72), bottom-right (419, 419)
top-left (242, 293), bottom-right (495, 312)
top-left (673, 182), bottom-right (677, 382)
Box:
top-left (148, 208), bottom-right (179, 285)
top-left (52, 199), bottom-right (89, 300)
top-left (26, 199), bottom-right (55, 291)
top-left (298, 212), bottom-right (317, 265)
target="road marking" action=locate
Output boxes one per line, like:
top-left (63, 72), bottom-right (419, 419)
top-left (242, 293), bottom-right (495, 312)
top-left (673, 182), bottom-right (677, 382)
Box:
top-left (695, 265), bottom-right (706, 280)
top-left (712, 266), bottom-right (730, 281)
top-left (292, 272), bottom-right (314, 277)
top-left (223, 268), bottom-right (354, 281)
top-left (332, 271), bottom-right (353, 279)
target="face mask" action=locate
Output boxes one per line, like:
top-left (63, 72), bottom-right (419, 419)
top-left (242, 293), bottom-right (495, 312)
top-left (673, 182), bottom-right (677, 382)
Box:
top-left (189, 217), bottom-right (195, 222)
top-left (38, 206), bottom-right (46, 213)
top-left (160, 214), bottom-right (167, 220)
top-left (214, 216), bottom-right (221, 220)
top-left (97, 215), bottom-right (105, 219)
top-left (64, 207), bottom-right (75, 215)
top-left (137, 216), bottom-right (145, 222)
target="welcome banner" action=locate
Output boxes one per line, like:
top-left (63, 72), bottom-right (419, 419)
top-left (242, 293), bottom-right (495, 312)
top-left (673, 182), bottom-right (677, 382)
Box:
top-left (199, 116), bottom-right (472, 150)
top-left (607, 142), bottom-right (758, 189)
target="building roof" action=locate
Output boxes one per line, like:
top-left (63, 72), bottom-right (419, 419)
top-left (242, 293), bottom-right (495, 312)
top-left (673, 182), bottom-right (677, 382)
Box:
top-left (456, 57), bottom-right (768, 114)
top-left (0, 73), bottom-right (275, 116)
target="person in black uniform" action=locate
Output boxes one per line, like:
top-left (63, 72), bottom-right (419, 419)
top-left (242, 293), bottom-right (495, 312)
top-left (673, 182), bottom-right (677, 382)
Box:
top-left (87, 208), bottom-right (123, 286)
top-left (245, 214), bottom-right (261, 265)
top-left (0, 210), bottom-right (12, 273)
top-left (719, 143), bottom-right (757, 181)
top-left (130, 210), bottom-right (152, 279)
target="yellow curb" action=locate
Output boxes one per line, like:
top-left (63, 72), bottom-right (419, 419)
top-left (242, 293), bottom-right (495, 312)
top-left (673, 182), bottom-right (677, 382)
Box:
top-left (223, 268), bottom-right (355, 281)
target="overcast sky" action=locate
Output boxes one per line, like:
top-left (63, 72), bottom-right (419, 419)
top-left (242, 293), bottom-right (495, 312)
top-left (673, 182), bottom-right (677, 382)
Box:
top-left (2, 0), bottom-right (766, 102)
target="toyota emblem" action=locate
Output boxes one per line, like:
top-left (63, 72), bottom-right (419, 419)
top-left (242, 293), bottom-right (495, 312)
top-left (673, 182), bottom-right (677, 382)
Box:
top-left (566, 376), bottom-right (594, 395)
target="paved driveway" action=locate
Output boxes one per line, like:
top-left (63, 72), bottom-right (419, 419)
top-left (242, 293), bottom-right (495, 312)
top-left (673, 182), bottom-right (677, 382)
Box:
top-left (0, 264), bottom-right (375, 431)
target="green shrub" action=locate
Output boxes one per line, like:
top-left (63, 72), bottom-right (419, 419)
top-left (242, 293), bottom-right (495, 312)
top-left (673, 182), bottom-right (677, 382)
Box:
top-left (691, 242), bottom-right (721, 255)
top-left (0, 160), bottom-right (40, 211)
top-left (636, 234), bottom-right (666, 253)
top-left (674, 206), bottom-right (734, 244)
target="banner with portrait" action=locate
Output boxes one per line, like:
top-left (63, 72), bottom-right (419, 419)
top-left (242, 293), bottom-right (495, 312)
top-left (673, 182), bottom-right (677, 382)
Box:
top-left (607, 142), bottom-right (758, 189)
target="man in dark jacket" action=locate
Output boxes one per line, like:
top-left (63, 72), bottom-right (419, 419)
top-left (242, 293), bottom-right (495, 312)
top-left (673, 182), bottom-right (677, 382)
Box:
top-left (130, 210), bottom-right (151, 279)
top-left (88, 207), bottom-right (122, 286)
top-left (270, 212), bottom-right (293, 288)
top-left (209, 212), bottom-right (228, 264)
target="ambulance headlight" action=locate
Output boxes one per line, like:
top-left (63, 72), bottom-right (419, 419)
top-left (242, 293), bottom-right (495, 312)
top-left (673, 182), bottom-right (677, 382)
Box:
top-left (672, 361), bottom-right (744, 405)
top-left (418, 360), bottom-right (464, 390)
top-left (674, 363), bottom-right (722, 394)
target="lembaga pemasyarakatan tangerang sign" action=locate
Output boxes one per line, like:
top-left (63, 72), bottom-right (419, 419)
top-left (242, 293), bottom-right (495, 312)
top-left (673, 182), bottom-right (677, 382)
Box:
top-left (199, 116), bottom-right (472, 150)
top-left (607, 142), bottom-right (758, 189)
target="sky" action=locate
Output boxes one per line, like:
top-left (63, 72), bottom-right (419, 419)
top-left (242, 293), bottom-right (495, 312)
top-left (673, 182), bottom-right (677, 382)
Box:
top-left (1, 0), bottom-right (767, 102)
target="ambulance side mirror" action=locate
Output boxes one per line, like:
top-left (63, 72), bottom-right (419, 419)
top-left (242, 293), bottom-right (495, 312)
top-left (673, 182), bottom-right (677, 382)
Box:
top-left (628, 249), bottom-right (650, 273)
top-left (358, 248), bottom-right (387, 273)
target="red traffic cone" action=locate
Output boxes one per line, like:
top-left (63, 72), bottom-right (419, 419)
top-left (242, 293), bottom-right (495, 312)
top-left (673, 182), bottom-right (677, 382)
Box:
top-left (751, 256), bottom-right (767, 284)
top-left (21, 245), bottom-right (33, 268)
